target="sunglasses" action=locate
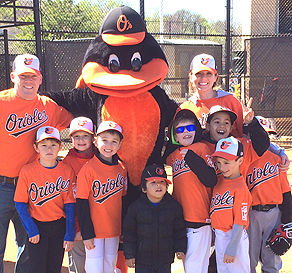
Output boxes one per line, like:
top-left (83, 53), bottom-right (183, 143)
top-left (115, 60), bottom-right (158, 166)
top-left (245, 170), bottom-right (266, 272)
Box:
top-left (176, 124), bottom-right (195, 134)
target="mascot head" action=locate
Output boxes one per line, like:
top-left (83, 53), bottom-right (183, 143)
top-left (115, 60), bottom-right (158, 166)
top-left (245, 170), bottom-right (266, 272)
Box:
top-left (76, 5), bottom-right (168, 97)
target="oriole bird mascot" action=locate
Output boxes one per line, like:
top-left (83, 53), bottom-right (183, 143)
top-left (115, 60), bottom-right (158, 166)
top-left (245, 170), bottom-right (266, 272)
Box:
top-left (44, 6), bottom-right (178, 272)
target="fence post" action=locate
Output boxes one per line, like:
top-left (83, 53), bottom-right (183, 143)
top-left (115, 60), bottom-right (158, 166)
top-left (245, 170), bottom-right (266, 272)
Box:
top-left (33, 0), bottom-right (43, 70)
top-left (140, 0), bottom-right (144, 21)
top-left (3, 29), bottom-right (10, 89)
top-left (225, 0), bottom-right (231, 92)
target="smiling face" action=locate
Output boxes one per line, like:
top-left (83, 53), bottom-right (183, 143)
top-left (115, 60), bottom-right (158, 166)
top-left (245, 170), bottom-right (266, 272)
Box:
top-left (174, 120), bottom-right (196, 147)
top-left (189, 70), bottom-right (218, 98)
top-left (142, 179), bottom-right (168, 203)
top-left (95, 131), bottom-right (121, 162)
top-left (71, 131), bottom-right (94, 153)
top-left (207, 112), bottom-right (233, 142)
top-left (215, 156), bottom-right (243, 179)
top-left (11, 72), bottom-right (42, 100)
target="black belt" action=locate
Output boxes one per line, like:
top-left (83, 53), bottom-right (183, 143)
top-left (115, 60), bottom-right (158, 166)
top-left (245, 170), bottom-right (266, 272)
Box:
top-left (0, 175), bottom-right (18, 185)
top-left (252, 204), bottom-right (276, 212)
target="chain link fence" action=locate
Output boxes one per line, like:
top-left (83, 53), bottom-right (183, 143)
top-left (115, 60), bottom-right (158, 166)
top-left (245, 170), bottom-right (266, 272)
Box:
top-left (1, 0), bottom-right (292, 146)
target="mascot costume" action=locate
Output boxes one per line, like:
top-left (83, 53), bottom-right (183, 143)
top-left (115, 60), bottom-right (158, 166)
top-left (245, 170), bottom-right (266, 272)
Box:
top-left (44, 6), bottom-right (178, 272)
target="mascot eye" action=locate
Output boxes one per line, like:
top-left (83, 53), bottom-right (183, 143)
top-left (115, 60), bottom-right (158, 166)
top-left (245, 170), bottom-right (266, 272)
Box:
top-left (108, 54), bottom-right (120, 73)
top-left (131, 52), bottom-right (142, 72)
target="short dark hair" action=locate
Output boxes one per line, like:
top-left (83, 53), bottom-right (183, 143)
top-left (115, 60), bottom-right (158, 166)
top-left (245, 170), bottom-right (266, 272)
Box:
top-left (35, 138), bottom-right (61, 147)
top-left (97, 129), bottom-right (122, 141)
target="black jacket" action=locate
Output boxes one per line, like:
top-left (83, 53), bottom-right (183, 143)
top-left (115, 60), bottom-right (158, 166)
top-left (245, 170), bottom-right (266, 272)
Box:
top-left (123, 192), bottom-right (187, 266)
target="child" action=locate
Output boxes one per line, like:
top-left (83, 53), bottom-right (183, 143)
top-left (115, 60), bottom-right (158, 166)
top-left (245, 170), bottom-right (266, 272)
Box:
top-left (247, 116), bottom-right (292, 273)
top-left (165, 108), bottom-right (217, 273)
top-left (180, 53), bottom-right (244, 137)
top-left (14, 126), bottom-right (76, 273)
top-left (76, 120), bottom-right (127, 273)
top-left (210, 136), bottom-right (252, 273)
top-left (63, 117), bottom-right (95, 273)
top-left (202, 105), bottom-right (270, 179)
top-left (123, 164), bottom-right (187, 273)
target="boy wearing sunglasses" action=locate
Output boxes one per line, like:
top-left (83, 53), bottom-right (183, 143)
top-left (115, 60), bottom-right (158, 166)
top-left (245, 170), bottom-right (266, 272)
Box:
top-left (165, 108), bottom-right (217, 273)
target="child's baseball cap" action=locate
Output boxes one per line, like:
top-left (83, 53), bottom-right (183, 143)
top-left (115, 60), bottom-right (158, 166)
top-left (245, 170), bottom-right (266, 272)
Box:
top-left (212, 136), bottom-right (243, 160)
top-left (36, 126), bottom-right (61, 143)
top-left (141, 164), bottom-right (172, 184)
top-left (207, 105), bottom-right (237, 125)
top-left (96, 120), bottom-right (123, 139)
top-left (69, 117), bottom-right (94, 136)
top-left (255, 116), bottom-right (277, 134)
top-left (13, 54), bottom-right (41, 76)
top-left (190, 53), bottom-right (217, 74)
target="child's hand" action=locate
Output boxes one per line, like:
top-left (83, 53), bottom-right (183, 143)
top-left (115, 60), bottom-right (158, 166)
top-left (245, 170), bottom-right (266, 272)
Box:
top-left (125, 258), bottom-right (135, 268)
top-left (29, 234), bottom-right (40, 244)
top-left (242, 97), bottom-right (254, 125)
top-left (223, 254), bottom-right (235, 263)
top-left (64, 241), bottom-right (74, 252)
top-left (75, 231), bottom-right (82, 241)
top-left (279, 153), bottom-right (290, 172)
top-left (83, 238), bottom-right (95, 250)
top-left (176, 252), bottom-right (185, 260)
top-left (119, 235), bottom-right (124, 243)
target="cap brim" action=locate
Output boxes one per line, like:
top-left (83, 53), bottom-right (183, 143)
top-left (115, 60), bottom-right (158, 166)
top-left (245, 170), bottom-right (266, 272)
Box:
top-left (69, 129), bottom-right (94, 136)
top-left (101, 32), bottom-right (145, 46)
top-left (211, 151), bottom-right (238, 161)
top-left (96, 128), bottom-right (123, 139)
top-left (16, 68), bottom-right (41, 76)
top-left (191, 66), bottom-right (217, 75)
top-left (36, 136), bottom-right (61, 143)
top-left (145, 177), bottom-right (172, 184)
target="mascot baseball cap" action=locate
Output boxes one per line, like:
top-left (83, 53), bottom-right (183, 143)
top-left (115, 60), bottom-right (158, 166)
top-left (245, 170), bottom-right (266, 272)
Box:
top-left (141, 164), bottom-right (172, 184)
top-left (96, 120), bottom-right (123, 139)
top-left (69, 117), bottom-right (94, 136)
top-left (36, 126), bottom-right (61, 143)
top-left (212, 136), bottom-right (243, 160)
top-left (207, 105), bottom-right (237, 125)
top-left (99, 5), bottom-right (146, 46)
top-left (190, 53), bottom-right (217, 74)
top-left (255, 116), bottom-right (277, 134)
top-left (13, 54), bottom-right (41, 76)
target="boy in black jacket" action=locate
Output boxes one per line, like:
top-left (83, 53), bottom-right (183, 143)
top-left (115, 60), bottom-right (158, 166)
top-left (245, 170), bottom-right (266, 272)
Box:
top-left (123, 164), bottom-right (187, 273)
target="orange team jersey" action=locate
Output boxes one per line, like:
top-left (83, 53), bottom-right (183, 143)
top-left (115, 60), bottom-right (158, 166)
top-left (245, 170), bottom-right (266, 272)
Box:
top-left (210, 175), bottom-right (252, 232)
top-left (246, 150), bottom-right (291, 206)
top-left (166, 142), bottom-right (214, 224)
top-left (203, 137), bottom-right (260, 179)
top-left (76, 156), bottom-right (127, 238)
top-left (0, 89), bottom-right (72, 177)
top-left (14, 159), bottom-right (75, 222)
top-left (180, 92), bottom-right (243, 137)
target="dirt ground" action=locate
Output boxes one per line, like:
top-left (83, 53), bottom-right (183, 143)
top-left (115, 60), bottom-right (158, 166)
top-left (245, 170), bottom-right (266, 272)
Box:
top-left (4, 149), bottom-right (292, 273)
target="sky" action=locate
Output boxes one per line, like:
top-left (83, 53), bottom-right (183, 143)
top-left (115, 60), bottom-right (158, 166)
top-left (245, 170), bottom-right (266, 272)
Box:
top-left (121, 0), bottom-right (250, 24)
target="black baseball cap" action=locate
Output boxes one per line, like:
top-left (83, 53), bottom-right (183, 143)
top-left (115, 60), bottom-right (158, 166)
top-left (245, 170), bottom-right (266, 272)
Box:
top-left (99, 5), bottom-right (146, 46)
top-left (141, 164), bottom-right (172, 184)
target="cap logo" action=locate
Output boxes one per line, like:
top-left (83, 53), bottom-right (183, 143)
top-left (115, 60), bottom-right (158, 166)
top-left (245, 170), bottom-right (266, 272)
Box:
top-left (155, 167), bottom-right (164, 176)
top-left (117, 15), bottom-right (132, 32)
top-left (259, 118), bottom-right (267, 126)
top-left (24, 58), bottom-right (33, 66)
top-left (45, 127), bottom-right (54, 134)
top-left (108, 121), bottom-right (117, 128)
top-left (220, 141), bottom-right (231, 150)
top-left (78, 120), bottom-right (87, 127)
top-left (201, 57), bottom-right (210, 65)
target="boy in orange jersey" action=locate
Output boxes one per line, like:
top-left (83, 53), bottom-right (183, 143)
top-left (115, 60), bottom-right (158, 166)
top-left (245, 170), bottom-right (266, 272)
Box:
top-left (210, 136), bottom-right (252, 273)
top-left (247, 116), bottom-right (292, 273)
top-left (14, 126), bottom-right (76, 273)
top-left (202, 105), bottom-right (270, 179)
top-left (63, 117), bottom-right (95, 273)
top-left (165, 108), bottom-right (217, 273)
top-left (123, 164), bottom-right (187, 273)
top-left (76, 120), bottom-right (127, 273)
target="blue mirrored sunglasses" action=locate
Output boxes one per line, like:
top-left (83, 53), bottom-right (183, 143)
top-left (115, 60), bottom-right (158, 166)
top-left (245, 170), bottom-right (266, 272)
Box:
top-left (176, 124), bottom-right (196, 134)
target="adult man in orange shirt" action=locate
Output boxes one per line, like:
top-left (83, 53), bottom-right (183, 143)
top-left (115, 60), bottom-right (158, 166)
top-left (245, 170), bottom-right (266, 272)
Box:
top-left (0, 54), bottom-right (72, 273)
